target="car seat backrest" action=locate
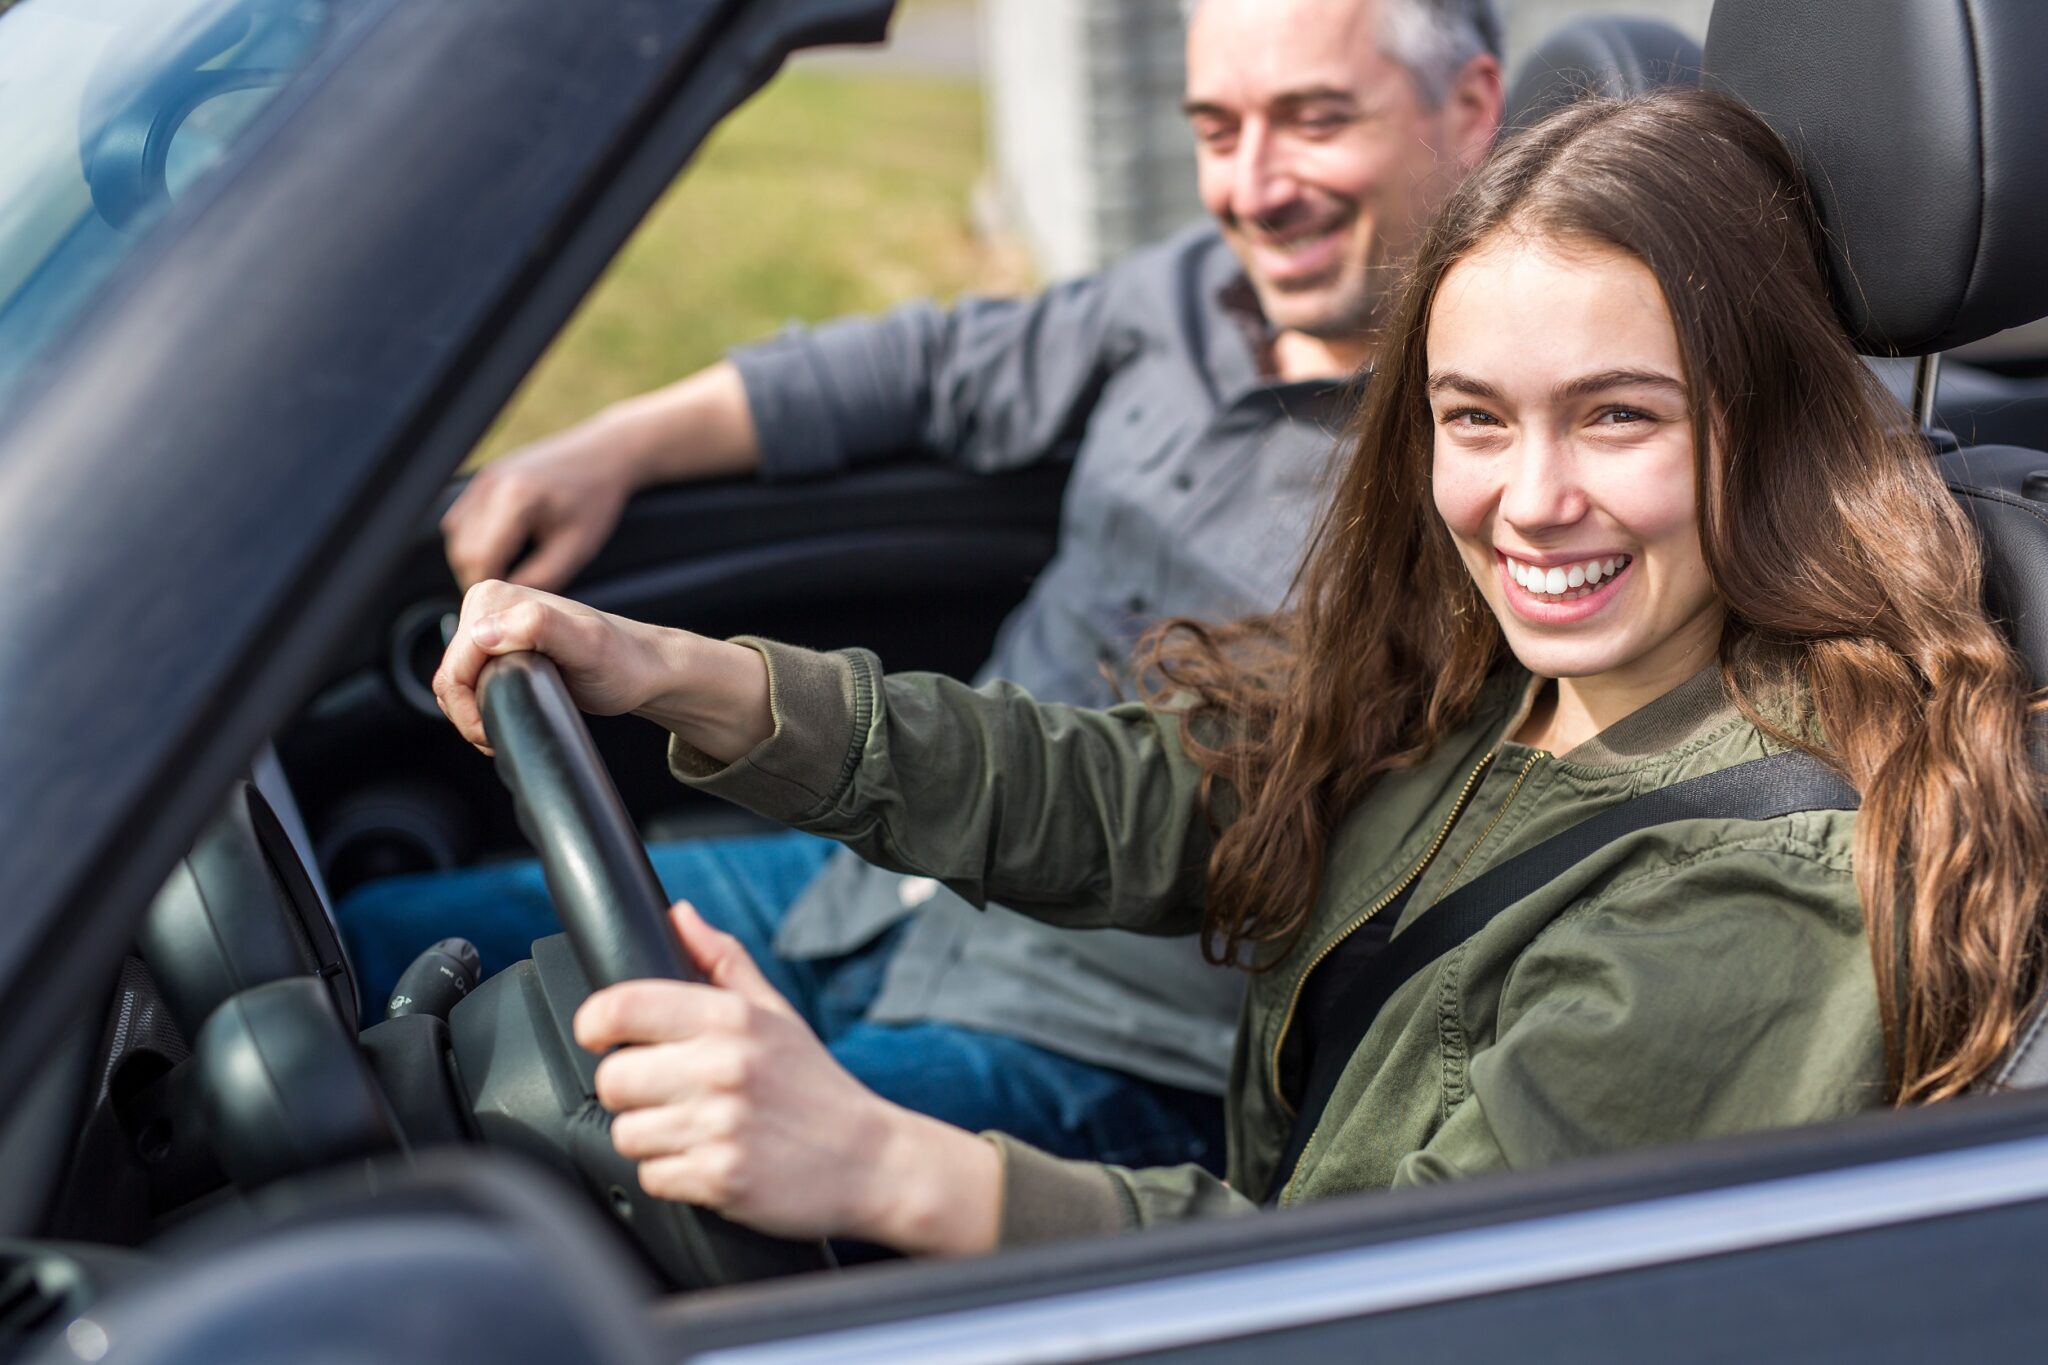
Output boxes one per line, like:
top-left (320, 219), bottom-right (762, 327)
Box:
top-left (1504, 15), bottom-right (1702, 132)
top-left (1707, 0), bottom-right (2048, 1089)
top-left (1705, 0), bottom-right (2048, 358)
top-left (1932, 447), bottom-right (2048, 689)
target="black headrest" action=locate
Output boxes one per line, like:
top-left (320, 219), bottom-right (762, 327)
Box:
top-left (1706, 0), bottom-right (2048, 357)
top-left (1505, 16), bottom-right (1702, 131)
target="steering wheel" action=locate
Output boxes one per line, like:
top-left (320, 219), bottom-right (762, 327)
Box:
top-left (475, 651), bottom-right (832, 1282)
top-left (476, 652), bottom-right (698, 990)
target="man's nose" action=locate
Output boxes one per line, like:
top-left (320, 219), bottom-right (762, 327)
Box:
top-left (1229, 123), bottom-right (1299, 225)
top-left (1499, 433), bottom-right (1589, 532)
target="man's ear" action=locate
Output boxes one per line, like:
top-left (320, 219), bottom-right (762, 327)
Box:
top-left (1445, 53), bottom-right (1505, 169)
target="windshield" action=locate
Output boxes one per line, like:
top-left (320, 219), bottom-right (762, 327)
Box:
top-left (0, 0), bottom-right (382, 408)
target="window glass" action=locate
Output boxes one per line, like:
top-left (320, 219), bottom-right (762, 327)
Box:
top-left (0, 0), bottom-right (385, 407)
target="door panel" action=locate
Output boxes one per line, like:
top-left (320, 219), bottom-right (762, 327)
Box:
top-left (1136, 1196), bottom-right (2044, 1363)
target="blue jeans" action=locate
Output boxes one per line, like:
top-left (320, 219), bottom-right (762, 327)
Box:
top-left (338, 831), bottom-right (1225, 1173)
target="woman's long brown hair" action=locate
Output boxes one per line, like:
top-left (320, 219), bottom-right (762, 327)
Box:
top-left (1145, 87), bottom-right (2048, 1103)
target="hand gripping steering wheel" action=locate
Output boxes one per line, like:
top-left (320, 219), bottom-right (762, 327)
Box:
top-left (476, 651), bottom-right (832, 1282)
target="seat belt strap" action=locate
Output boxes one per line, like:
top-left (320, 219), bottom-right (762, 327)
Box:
top-left (1268, 749), bottom-right (1859, 1199)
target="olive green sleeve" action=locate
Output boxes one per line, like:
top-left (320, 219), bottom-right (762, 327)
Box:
top-left (1390, 836), bottom-right (1882, 1186)
top-left (668, 637), bottom-right (1217, 935)
top-left (984, 1133), bottom-right (1258, 1248)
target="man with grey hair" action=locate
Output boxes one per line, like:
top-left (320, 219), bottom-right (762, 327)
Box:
top-left (361, 0), bottom-right (1505, 1178)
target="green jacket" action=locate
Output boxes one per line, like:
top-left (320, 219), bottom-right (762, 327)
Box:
top-left (671, 641), bottom-right (1884, 1248)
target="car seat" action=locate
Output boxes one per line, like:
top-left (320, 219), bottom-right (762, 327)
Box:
top-left (1504, 14), bottom-right (1702, 132)
top-left (1704, 0), bottom-right (2048, 1085)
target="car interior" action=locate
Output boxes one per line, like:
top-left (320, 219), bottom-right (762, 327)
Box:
top-left (7, 0), bottom-right (2048, 1358)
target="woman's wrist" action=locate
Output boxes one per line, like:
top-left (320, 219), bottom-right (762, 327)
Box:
top-left (853, 1105), bottom-right (1002, 1257)
top-left (632, 629), bottom-right (774, 764)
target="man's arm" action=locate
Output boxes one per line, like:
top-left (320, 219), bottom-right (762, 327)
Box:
top-left (732, 273), bottom-right (1118, 482)
top-left (443, 267), bottom-right (1118, 590)
top-left (442, 360), bottom-right (758, 590)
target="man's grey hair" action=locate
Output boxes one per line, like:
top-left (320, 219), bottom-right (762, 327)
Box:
top-left (1180, 0), bottom-right (1503, 109)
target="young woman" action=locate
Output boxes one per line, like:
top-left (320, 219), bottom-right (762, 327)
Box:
top-left (433, 88), bottom-right (2048, 1257)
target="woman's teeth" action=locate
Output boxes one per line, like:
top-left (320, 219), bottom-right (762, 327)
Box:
top-left (1506, 554), bottom-right (1631, 601)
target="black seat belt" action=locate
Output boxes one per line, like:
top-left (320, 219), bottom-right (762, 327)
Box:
top-left (1269, 749), bottom-right (1860, 1198)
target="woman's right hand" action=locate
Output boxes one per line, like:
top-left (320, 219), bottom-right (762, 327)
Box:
top-left (432, 580), bottom-right (772, 762)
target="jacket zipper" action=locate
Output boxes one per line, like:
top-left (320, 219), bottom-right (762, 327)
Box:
top-left (1269, 746), bottom-right (1542, 1207)
top-left (1426, 750), bottom-right (1543, 908)
top-left (1267, 750), bottom-right (1497, 1121)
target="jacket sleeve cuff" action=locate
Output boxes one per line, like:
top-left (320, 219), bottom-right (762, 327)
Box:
top-left (666, 637), bottom-right (878, 825)
top-left (983, 1132), bottom-right (1137, 1248)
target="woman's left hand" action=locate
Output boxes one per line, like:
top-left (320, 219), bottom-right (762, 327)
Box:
top-left (574, 902), bottom-right (1002, 1256)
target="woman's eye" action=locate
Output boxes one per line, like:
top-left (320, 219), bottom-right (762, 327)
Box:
top-left (1441, 408), bottom-right (1502, 429)
top-left (1593, 407), bottom-right (1651, 426)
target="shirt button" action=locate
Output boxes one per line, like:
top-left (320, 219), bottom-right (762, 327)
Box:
top-left (1126, 594), bottom-right (1148, 614)
top-left (1172, 471), bottom-right (1194, 492)
top-left (1125, 407), bottom-right (1146, 424)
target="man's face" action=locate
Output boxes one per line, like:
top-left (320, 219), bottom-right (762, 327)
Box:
top-left (1184, 0), bottom-right (1497, 342)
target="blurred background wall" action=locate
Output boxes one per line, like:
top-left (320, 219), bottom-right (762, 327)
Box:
top-left (980, 0), bottom-right (1714, 278)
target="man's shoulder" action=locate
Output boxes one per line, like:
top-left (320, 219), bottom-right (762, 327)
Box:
top-left (1064, 222), bottom-right (1242, 347)
top-left (1094, 221), bottom-right (1234, 288)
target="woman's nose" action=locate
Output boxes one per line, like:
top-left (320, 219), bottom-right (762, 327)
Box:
top-left (1498, 435), bottom-right (1589, 532)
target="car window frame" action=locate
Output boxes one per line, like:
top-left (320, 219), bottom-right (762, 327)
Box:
top-left (0, 0), bottom-right (889, 1113)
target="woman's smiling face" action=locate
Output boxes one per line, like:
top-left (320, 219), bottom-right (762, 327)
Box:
top-left (1429, 231), bottom-right (1723, 704)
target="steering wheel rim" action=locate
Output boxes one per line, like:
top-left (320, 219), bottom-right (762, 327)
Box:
top-left (476, 651), bottom-right (832, 1282)
top-left (477, 651), bottom-right (697, 990)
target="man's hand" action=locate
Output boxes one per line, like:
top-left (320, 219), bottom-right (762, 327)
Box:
top-left (442, 362), bottom-right (763, 591)
top-left (443, 417), bottom-right (641, 592)
top-left (575, 903), bottom-right (1002, 1255)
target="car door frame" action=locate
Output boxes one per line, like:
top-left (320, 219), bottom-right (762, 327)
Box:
top-left (658, 1085), bottom-right (2048, 1361)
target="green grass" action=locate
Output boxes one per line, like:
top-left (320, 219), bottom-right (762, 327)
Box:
top-left (472, 66), bottom-right (1025, 464)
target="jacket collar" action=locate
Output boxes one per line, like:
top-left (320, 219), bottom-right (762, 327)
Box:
top-left (1554, 666), bottom-right (1740, 768)
top-left (1492, 666), bottom-right (1743, 770)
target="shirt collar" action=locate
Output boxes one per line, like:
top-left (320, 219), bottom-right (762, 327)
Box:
top-left (1202, 241), bottom-right (1349, 402)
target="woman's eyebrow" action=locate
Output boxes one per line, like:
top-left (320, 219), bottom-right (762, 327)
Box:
top-left (1426, 370), bottom-right (1689, 403)
top-left (1554, 369), bottom-right (1687, 401)
top-left (1426, 371), bottom-right (1504, 401)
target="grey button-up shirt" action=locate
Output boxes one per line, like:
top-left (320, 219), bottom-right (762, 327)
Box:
top-left (727, 224), bottom-right (1349, 1094)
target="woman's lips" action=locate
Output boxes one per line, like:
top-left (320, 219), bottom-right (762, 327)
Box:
top-left (1496, 552), bottom-right (1633, 625)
